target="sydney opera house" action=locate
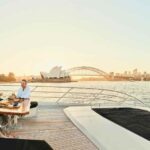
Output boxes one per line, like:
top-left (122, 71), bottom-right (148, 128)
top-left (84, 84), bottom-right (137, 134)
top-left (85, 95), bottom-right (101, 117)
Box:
top-left (40, 66), bottom-right (70, 79)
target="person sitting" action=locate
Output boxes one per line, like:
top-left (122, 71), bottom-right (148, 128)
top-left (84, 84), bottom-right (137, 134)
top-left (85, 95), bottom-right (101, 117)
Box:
top-left (17, 79), bottom-right (38, 109)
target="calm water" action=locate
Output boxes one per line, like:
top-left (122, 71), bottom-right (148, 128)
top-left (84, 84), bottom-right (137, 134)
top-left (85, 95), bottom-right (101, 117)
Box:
top-left (60, 81), bottom-right (150, 104)
top-left (0, 81), bottom-right (150, 105)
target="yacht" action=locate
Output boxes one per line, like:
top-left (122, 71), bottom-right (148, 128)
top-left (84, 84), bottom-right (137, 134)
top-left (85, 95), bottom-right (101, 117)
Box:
top-left (0, 84), bottom-right (149, 150)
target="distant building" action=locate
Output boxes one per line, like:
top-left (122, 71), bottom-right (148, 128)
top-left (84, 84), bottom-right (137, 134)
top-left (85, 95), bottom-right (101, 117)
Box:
top-left (109, 72), bottom-right (114, 79)
top-left (124, 71), bottom-right (128, 77)
top-left (133, 68), bottom-right (138, 76)
top-left (40, 66), bottom-right (69, 79)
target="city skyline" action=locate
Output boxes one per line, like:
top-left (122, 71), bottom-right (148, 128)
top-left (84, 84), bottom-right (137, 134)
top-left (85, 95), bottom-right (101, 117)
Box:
top-left (1, 67), bottom-right (149, 82)
top-left (0, 67), bottom-right (149, 77)
top-left (0, 0), bottom-right (150, 75)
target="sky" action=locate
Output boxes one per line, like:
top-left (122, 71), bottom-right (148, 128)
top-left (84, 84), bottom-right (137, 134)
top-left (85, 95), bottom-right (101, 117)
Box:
top-left (0, 0), bottom-right (150, 75)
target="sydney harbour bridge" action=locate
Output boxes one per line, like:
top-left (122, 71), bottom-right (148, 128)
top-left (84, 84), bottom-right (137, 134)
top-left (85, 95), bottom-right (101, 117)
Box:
top-left (67, 66), bottom-right (109, 80)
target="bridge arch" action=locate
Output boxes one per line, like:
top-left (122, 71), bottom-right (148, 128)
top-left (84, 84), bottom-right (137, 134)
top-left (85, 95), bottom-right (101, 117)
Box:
top-left (67, 66), bottom-right (108, 77)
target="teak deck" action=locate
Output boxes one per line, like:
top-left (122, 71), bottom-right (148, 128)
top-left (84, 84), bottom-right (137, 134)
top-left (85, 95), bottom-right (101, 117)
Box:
top-left (10, 104), bottom-right (97, 150)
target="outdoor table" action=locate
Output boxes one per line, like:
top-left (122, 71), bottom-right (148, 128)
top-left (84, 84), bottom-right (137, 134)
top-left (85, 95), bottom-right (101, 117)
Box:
top-left (0, 99), bottom-right (30, 127)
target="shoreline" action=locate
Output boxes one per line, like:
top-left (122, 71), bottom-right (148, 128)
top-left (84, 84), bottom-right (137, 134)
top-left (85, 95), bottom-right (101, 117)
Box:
top-left (0, 80), bottom-right (150, 84)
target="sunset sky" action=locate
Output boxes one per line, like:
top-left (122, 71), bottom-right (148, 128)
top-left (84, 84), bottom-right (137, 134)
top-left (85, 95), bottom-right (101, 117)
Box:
top-left (0, 0), bottom-right (150, 75)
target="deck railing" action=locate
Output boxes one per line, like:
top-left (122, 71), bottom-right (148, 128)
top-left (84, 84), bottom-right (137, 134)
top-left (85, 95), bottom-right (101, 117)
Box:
top-left (0, 84), bottom-right (148, 108)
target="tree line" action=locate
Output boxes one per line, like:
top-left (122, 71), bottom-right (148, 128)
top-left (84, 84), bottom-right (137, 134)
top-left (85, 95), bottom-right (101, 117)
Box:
top-left (0, 72), bottom-right (16, 82)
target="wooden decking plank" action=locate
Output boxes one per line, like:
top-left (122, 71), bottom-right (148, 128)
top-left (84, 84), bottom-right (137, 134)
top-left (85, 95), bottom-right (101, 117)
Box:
top-left (10, 104), bottom-right (98, 150)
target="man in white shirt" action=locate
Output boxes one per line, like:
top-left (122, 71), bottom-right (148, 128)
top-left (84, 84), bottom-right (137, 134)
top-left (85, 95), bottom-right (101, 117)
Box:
top-left (17, 79), bottom-right (38, 108)
top-left (17, 79), bottom-right (30, 99)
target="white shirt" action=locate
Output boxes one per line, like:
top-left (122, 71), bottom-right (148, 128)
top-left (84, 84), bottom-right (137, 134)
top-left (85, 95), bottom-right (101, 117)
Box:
top-left (17, 86), bottom-right (30, 99)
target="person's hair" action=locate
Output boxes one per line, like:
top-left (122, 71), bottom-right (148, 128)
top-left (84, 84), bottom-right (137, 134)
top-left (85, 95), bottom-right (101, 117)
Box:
top-left (22, 79), bottom-right (27, 83)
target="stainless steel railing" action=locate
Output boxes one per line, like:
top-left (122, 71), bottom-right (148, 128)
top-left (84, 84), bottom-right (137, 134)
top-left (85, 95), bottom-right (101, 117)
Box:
top-left (0, 84), bottom-right (148, 108)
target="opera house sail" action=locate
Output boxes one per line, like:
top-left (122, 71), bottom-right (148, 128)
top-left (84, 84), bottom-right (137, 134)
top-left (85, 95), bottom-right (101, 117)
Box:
top-left (40, 66), bottom-right (71, 82)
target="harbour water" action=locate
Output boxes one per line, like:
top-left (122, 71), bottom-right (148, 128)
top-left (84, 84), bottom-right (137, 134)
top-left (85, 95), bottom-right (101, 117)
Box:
top-left (56, 81), bottom-right (150, 106)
